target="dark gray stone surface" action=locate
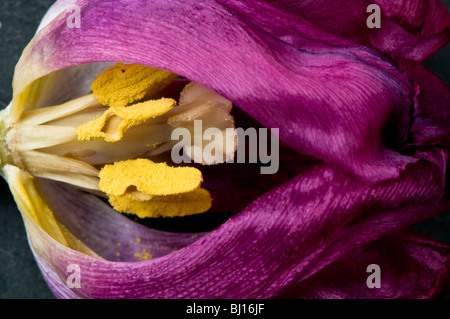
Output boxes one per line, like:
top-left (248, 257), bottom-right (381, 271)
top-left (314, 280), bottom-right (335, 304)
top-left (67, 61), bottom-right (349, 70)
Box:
top-left (0, 0), bottom-right (449, 299)
top-left (0, 0), bottom-right (57, 299)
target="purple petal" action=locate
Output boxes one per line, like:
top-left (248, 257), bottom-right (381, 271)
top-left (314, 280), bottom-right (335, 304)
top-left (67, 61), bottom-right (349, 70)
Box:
top-left (37, 0), bottom-right (78, 32)
top-left (14, 0), bottom-right (420, 184)
top-left (37, 178), bottom-right (206, 262)
top-left (35, 62), bottom-right (114, 108)
top-left (28, 147), bottom-right (448, 298)
top-left (396, 59), bottom-right (450, 149)
top-left (264, 0), bottom-right (450, 61)
top-left (34, 250), bottom-right (80, 299)
top-left (278, 230), bottom-right (450, 299)
top-left (374, 0), bottom-right (450, 38)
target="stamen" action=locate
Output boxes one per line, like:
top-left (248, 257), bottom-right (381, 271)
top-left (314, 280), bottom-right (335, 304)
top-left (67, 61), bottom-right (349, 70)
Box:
top-left (76, 98), bottom-right (175, 142)
top-left (9, 62), bottom-right (237, 222)
top-left (19, 94), bottom-right (101, 126)
top-left (98, 158), bottom-right (203, 197)
top-left (9, 124), bottom-right (77, 150)
top-left (91, 63), bottom-right (178, 107)
top-left (166, 83), bottom-right (237, 165)
top-left (108, 188), bottom-right (212, 218)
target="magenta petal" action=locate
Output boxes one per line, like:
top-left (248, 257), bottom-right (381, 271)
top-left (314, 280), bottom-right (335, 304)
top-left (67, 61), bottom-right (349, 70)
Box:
top-left (374, 0), bottom-right (450, 38)
top-left (34, 252), bottom-right (80, 299)
top-left (278, 230), bottom-right (450, 299)
top-left (29, 146), bottom-right (448, 298)
top-left (264, 0), bottom-right (450, 61)
top-left (37, 179), bottom-right (206, 262)
top-left (397, 59), bottom-right (450, 149)
top-left (37, 0), bottom-right (78, 32)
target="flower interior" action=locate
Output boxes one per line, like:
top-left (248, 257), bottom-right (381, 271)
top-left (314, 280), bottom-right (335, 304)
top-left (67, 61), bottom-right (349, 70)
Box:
top-left (2, 62), bottom-right (240, 223)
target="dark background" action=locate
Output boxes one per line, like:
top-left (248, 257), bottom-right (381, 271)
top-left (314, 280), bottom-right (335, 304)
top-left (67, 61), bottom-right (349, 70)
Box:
top-left (0, 0), bottom-right (449, 299)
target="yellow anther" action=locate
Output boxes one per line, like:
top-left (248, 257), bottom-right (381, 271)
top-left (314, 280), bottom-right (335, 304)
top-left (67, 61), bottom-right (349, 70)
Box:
top-left (92, 63), bottom-right (178, 107)
top-left (98, 159), bottom-right (203, 197)
top-left (76, 98), bottom-right (175, 142)
top-left (111, 98), bottom-right (175, 123)
top-left (108, 188), bottom-right (212, 218)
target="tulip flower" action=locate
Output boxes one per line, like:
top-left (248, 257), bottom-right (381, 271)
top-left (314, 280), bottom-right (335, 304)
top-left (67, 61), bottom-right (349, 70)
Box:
top-left (1, 0), bottom-right (450, 299)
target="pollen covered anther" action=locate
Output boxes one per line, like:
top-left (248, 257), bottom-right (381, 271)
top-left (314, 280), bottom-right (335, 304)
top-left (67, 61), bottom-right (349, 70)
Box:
top-left (91, 63), bottom-right (178, 107)
top-left (76, 98), bottom-right (175, 142)
top-left (98, 159), bottom-right (212, 217)
top-left (98, 158), bottom-right (203, 197)
top-left (109, 188), bottom-right (212, 218)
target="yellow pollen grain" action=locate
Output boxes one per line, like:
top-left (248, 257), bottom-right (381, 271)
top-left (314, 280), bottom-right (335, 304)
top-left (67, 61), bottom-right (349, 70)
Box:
top-left (92, 62), bottom-right (178, 107)
top-left (134, 248), bottom-right (152, 261)
top-left (98, 159), bottom-right (203, 197)
top-left (108, 188), bottom-right (212, 218)
top-left (76, 98), bottom-right (175, 142)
